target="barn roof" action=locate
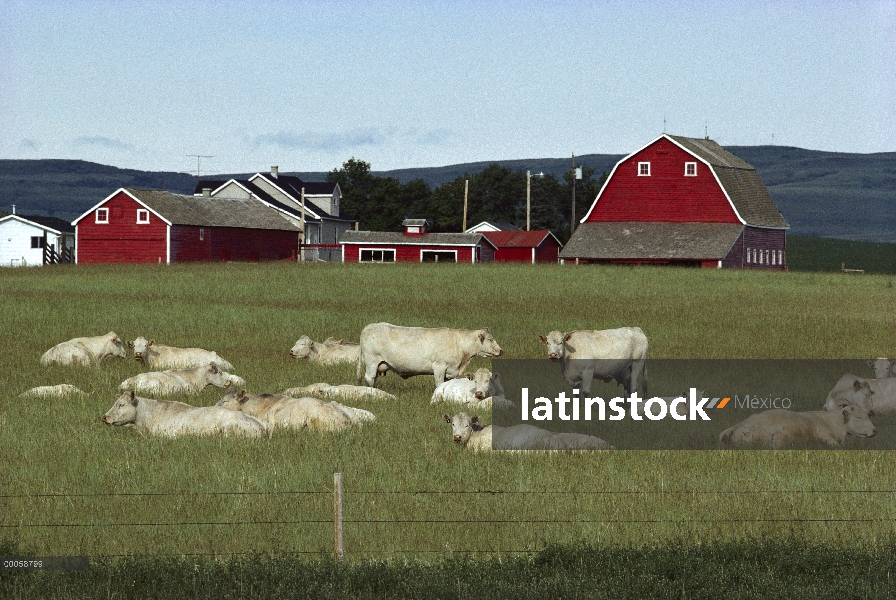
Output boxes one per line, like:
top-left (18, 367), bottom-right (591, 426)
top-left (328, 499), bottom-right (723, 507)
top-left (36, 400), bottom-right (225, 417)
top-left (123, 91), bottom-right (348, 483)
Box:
top-left (341, 230), bottom-right (497, 248)
top-left (561, 222), bottom-right (744, 260)
top-left (483, 230), bottom-right (561, 249)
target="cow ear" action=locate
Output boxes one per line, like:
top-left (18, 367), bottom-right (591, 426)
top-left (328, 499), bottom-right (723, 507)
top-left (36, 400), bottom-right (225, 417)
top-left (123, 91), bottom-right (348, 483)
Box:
top-left (443, 414), bottom-right (451, 423)
top-left (209, 364), bottom-right (219, 373)
top-left (563, 332), bottom-right (573, 342)
top-left (843, 408), bottom-right (850, 424)
top-left (127, 340), bottom-right (134, 348)
top-left (867, 360), bottom-right (874, 368)
top-left (479, 332), bottom-right (485, 343)
top-left (538, 335), bottom-right (547, 344)
top-left (466, 373), bottom-right (474, 380)
top-left (337, 339), bottom-right (344, 345)
top-left (493, 372), bottom-right (501, 381)
top-left (471, 415), bottom-right (479, 423)
top-left (129, 391), bottom-right (138, 406)
top-left (853, 380), bottom-right (862, 391)
top-left (238, 390), bottom-right (248, 403)
top-left (148, 340), bottom-right (154, 346)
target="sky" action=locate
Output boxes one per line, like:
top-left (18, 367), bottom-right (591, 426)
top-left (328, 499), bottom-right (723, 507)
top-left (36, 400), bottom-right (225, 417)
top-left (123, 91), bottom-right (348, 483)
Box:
top-left (1, 0), bottom-right (894, 175)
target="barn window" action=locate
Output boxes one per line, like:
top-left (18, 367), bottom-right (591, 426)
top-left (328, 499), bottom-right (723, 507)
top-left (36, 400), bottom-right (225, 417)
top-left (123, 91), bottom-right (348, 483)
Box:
top-left (746, 247), bottom-right (751, 264)
top-left (684, 162), bottom-right (697, 176)
top-left (199, 228), bottom-right (204, 241)
top-left (31, 236), bottom-right (45, 249)
top-left (95, 208), bottom-right (109, 224)
top-left (360, 249), bottom-right (395, 263)
top-left (638, 162), bottom-right (651, 176)
top-left (136, 209), bottom-right (149, 224)
top-left (421, 250), bottom-right (457, 263)
top-left (779, 250), bottom-right (784, 265)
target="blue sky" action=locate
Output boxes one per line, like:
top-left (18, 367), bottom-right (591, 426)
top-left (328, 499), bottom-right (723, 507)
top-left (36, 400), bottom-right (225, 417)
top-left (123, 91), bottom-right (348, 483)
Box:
top-left (1, 0), bottom-right (893, 175)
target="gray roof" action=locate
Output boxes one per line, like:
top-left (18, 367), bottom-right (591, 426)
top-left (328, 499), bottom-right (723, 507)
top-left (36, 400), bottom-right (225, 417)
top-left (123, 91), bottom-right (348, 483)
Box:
top-left (402, 219), bottom-right (430, 227)
top-left (127, 189), bottom-right (300, 232)
top-left (341, 230), bottom-right (492, 247)
top-left (666, 135), bottom-right (789, 228)
top-left (561, 222), bottom-right (744, 260)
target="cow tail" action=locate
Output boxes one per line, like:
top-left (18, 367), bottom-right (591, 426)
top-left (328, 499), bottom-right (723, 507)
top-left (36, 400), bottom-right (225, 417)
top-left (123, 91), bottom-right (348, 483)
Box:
top-left (642, 358), bottom-right (648, 398)
top-left (356, 353), bottom-right (364, 386)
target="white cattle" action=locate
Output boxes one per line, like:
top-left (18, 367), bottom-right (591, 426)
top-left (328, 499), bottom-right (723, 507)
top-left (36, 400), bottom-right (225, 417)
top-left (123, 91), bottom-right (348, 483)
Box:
top-left (443, 412), bottom-right (615, 452)
top-left (217, 389), bottom-right (375, 432)
top-left (539, 328), bottom-right (648, 397)
top-left (868, 359), bottom-right (896, 379)
top-left (290, 336), bottom-right (361, 366)
top-left (40, 332), bottom-right (127, 366)
top-left (102, 391), bottom-right (271, 438)
top-left (358, 323), bottom-right (503, 388)
top-left (20, 384), bottom-right (87, 399)
top-left (118, 364), bottom-right (233, 395)
top-left (282, 383), bottom-right (396, 402)
top-left (824, 374), bottom-right (895, 415)
top-left (719, 403), bottom-right (877, 448)
top-left (127, 337), bottom-right (234, 370)
top-left (430, 369), bottom-right (513, 409)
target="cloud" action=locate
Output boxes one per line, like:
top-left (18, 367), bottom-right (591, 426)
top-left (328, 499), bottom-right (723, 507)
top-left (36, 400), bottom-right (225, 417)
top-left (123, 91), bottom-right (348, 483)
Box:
top-left (19, 138), bottom-right (39, 151)
top-left (254, 128), bottom-right (391, 152)
top-left (73, 136), bottom-right (135, 152)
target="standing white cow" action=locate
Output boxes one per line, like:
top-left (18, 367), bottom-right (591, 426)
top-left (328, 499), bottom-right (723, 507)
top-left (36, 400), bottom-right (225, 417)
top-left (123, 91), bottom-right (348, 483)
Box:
top-left (539, 328), bottom-right (648, 396)
top-left (443, 412), bottom-right (614, 452)
top-left (118, 364), bottom-right (234, 395)
top-left (290, 336), bottom-right (361, 365)
top-left (102, 391), bottom-right (271, 438)
top-left (719, 403), bottom-right (877, 448)
top-left (127, 337), bottom-right (234, 370)
top-left (217, 389), bottom-right (375, 432)
top-left (824, 375), bottom-right (894, 415)
top-left (357, 323), bottom-right (503, 388)
top-left (40, 332), bottom-right (127, 366)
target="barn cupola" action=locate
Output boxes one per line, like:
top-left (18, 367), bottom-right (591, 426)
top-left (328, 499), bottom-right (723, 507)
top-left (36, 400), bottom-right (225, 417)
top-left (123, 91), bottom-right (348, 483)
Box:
top-left (402, 218), bottom-right (430, 236)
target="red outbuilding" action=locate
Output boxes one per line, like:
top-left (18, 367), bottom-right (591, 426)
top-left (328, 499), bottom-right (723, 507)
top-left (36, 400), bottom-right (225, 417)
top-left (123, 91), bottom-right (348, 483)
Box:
top-left (482, 230), bottom-right (562, 263)
top-left (340, 219), bottom-right (497, 263)
top-left (73, 188), bottom-right (301, 264)
top-left (561, 134), bottom-right (789, 269)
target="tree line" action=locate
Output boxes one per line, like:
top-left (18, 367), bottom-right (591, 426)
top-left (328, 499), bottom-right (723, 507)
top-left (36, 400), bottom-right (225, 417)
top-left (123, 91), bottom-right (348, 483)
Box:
top-left (326, 159), bottom-right (607, 243)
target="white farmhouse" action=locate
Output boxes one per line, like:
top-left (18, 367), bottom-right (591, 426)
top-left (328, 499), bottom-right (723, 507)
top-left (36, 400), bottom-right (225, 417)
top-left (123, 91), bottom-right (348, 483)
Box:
top-left (0, 212), bottom-right (75, 267)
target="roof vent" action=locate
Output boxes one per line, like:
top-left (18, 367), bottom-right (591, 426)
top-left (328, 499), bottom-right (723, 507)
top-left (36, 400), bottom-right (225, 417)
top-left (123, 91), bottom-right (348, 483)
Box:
top-left (271, 166), bottom-right (279, 178)
top-left (202, 188), bottom-right (211, 197)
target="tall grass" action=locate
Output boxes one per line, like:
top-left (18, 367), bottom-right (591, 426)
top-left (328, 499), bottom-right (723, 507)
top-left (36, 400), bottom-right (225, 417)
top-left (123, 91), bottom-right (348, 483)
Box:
top-left (1, 262), bottom-right (896, 560)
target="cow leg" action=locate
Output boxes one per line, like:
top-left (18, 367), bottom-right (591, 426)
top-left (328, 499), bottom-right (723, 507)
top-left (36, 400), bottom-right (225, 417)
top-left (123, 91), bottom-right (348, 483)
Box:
top-left (364, 362), bottom-right (381, 388)
top-left (579, 366), bottom-right (594, 396)
top-left (433, 364), bottom-right (448, 387)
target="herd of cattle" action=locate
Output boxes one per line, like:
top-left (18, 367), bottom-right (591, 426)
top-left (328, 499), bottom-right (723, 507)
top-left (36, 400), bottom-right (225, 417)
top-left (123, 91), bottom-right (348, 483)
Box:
top-left (26, 325), bottom-right (896, 450)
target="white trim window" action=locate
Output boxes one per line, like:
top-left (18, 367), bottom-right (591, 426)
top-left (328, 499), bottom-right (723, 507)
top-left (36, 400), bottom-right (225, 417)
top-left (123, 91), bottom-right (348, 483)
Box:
top-left (199, 228), bottom-right (204, 241)
top-left (638, 162), bottom-right (651, 176)
top-left (360, 248), bottom-right (395, 263)
top-left (746, 247), bottom-right (751, 264)
top-left (136, 209), bottom-right (150, 224)
top-left (684, 162), bottom-right (697, 176)
top-left (95, 208), bottom-right (109, 224)
top-left (778, 250), bottom-right (784, 265)
top-left (421, 249), bottom-right (457, 263)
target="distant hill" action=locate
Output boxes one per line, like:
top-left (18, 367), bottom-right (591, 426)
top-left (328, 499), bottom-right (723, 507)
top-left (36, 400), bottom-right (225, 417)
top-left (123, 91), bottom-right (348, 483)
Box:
top-left (1, 146), bottom-right (894, 241)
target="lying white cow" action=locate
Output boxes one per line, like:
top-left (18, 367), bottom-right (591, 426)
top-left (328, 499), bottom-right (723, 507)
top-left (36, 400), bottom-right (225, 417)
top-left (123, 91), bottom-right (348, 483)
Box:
top-left (127, 337), bottom-right (234, 370)
top-left (825, 375), bottom-right (894, 415)
top-left (102, 391), bottom-right (270, 438)
top-left (217, 389), bottom-right (375, 432)
top-left (539, 328), bottom-right (648, 397)
top-left (282, 383), bottom-right (396, 402)
top-left (719, 403), bottom-right (877, 448)
top-left (20, 384), bottom-right (87, 399)
top-left (118, 364), bottom-right (234, 395)
top-left (443, 412), bottom-right (614, 452)
top-left (40, 332), bottom-right (127, 366)
top-left (358, 323), bottom-right (503, 388)
top-left (290, 336), bottom-right (361, 366)
top-left (868, 359), bottom-right (896, 379)
top-left (430, 369), bottom-right (513, 409)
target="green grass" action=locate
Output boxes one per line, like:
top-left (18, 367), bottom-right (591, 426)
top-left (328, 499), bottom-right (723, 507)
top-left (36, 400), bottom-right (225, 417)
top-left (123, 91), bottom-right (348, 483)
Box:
top-left (788, 235), bottom-right (896, 273)
top-left (2, 262), bottom-right (896, 565)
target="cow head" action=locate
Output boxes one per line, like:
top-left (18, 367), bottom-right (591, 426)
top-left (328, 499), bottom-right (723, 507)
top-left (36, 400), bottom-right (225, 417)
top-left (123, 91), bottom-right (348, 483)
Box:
top-left (102, 391), bottom-right (138, 426)
top-left (218, 388), bottom-right (248, 411)
top-left (540, 331), bottom-right (572, 360)
top-left (867, 358), bottom-right (895, 379)
top-left (841, 402), bottom-right (877, 438)
top-left (470, 368), bottom-right (501, 400)
top-left (204, 363), bottom-right (232, 389)
top-left (477, 328), bottom-right (503, 357)
top-left (290, 336), bottom-right (315, 359)
top-left (105, 332), bottom-right (128, 360)
top-left (128, 337), bottom-right (155, 362)
top-left (444, 412), bottom-right (479, 446)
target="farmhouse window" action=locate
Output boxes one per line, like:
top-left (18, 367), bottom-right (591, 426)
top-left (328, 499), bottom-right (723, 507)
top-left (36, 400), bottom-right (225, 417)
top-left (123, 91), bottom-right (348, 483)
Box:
top-left (421, 250), bottom-right (457, 263)
top-left (360, 249), bottom-right (395, 263)
top-left (684, 162), bottom-right (697, 176)
top-left (638, 162), bottom-right (651, 176)
top-left (31, 236), bottom-right (45, 249)
top-left (95, 208), bottom-right (109, 224)
top-left (199, 228), bottom-right (204, 241)
top-left (136, 209), bottom-right (149, 224)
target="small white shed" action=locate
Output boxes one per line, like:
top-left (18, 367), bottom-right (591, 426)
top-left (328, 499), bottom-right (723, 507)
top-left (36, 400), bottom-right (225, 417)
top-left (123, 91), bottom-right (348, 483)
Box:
top-left (0, 214), bottom-right (75, 267)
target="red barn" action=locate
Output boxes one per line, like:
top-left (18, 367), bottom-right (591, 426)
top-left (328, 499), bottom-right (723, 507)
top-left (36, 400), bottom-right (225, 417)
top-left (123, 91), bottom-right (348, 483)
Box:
top-left (73, 188), bottom-right (301, 264)
top-left (561, 134), bottom-right (789, 269)
top-left (340, 219), bottom-right (497, 263)
top-left (483, 230), bottom-right (561, 263)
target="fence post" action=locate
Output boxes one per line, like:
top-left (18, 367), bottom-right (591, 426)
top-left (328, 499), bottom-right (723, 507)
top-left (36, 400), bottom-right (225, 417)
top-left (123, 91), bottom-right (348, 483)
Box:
top-left (334, 472), bottom-right (344, 564)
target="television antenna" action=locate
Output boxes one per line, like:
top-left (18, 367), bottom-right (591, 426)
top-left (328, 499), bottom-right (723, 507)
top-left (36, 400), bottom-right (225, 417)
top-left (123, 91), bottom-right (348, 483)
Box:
top-left (186, 155), bottom-right (214, 178)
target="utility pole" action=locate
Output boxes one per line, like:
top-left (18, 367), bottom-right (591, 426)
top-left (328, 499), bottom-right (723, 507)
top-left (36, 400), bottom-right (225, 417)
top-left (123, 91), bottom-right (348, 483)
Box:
top-left (571, 154), bottom-right (582, 238)
top-left (300, 187), bottom-right (306, 263)
top-left (186, 155), bottom-right (214, 178)
top-left (526, 171), bottom-right (531, 231)
top-left (462, 179), bottom-right (469, 232)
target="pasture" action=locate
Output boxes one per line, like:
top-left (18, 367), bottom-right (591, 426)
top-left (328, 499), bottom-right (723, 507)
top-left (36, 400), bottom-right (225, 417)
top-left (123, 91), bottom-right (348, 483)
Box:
top-left (2, 261), bottom-right (896, 562)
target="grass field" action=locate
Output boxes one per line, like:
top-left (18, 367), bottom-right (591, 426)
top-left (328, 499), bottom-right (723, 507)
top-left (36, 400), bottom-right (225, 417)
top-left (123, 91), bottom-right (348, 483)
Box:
top-left (788, 235), bottom-right (896, 274)
top-left (2, 261), bottom-right (896, 566)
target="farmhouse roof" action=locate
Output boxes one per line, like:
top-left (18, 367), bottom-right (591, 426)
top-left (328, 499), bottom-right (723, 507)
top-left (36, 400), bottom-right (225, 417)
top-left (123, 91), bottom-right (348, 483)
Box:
top-left (341, 230), bottom-right (497, 248)
top-left (483, 230), bottom-right (561, 249)
top-left (561, 222), bottom-right (744, 260)
top-left (15, 214), bottom-right (75, 234)
top-left (465, 220), bottom-right (522, 233)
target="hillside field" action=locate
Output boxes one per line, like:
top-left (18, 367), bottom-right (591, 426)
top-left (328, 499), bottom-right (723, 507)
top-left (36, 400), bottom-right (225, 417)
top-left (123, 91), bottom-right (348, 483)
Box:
top-left (2, 261), bottom-right (896, 565)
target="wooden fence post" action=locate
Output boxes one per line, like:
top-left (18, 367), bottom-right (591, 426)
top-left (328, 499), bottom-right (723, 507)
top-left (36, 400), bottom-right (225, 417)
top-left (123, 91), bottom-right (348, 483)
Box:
top-left (334, 472), bottom-right (344, 564)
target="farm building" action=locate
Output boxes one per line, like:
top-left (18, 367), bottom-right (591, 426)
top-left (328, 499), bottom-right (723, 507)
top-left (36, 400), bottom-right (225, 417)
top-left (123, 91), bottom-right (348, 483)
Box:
top-left (73, 188), bottom-right (301, 264)
top-left (483, 230), bottom-right (562, 264)
top-left (0, 212), bottom-right (74, 267)
top-left (195, 167), bottom-right (356, 261)
top-left (340, 219), bottom-right (497, 263)
top-left (561, 134), bottom-right (789, 269)
top-left (465, 221), bottom-right (522, 233)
